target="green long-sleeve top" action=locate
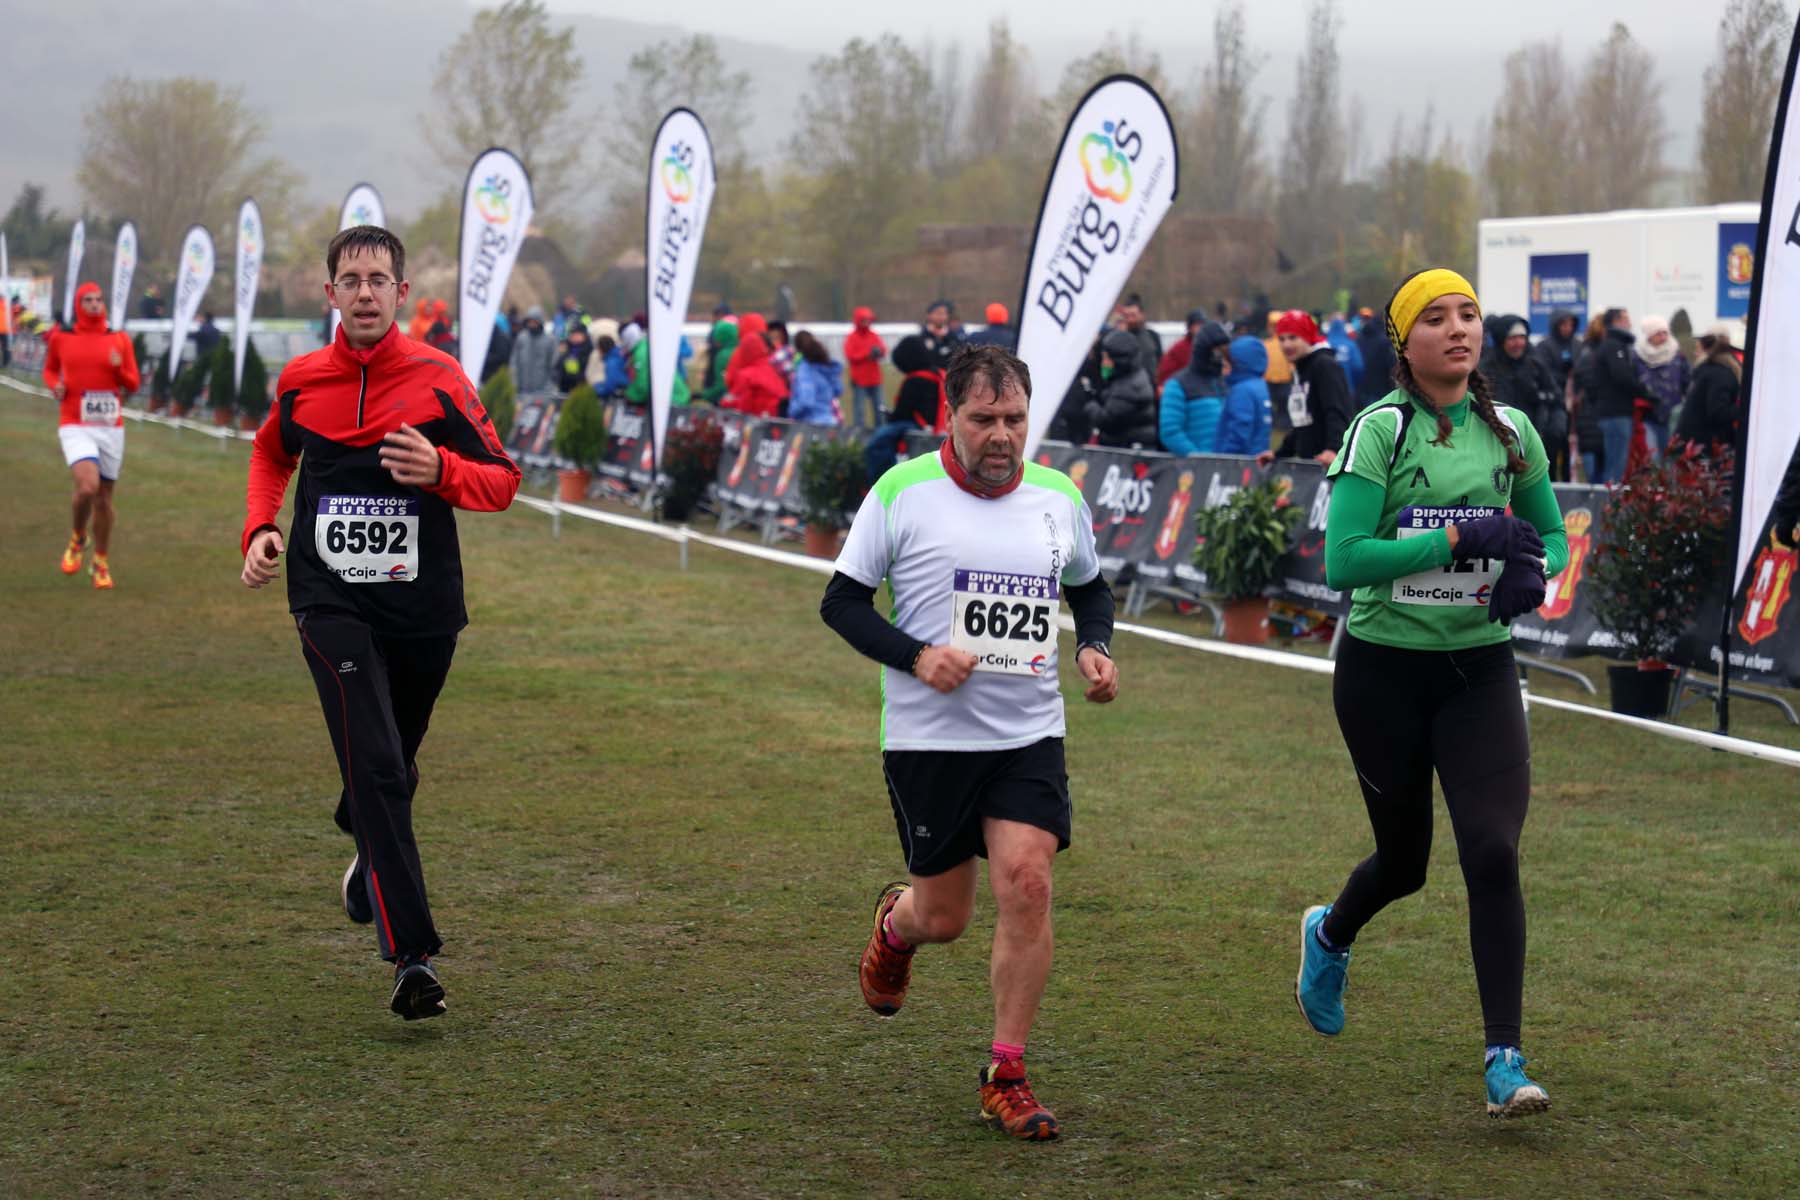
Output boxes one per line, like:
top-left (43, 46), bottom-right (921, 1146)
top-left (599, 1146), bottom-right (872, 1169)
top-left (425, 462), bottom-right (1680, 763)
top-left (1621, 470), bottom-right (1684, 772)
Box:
top-left (1323, 392), bottom-right (1569, 651)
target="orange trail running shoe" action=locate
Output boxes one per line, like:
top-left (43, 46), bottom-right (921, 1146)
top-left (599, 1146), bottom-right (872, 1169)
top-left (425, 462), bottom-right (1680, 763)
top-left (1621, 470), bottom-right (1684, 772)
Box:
top-left (91, 555), bottom-right (114, 590)
top-left (61, 534), bottom-right (86, 575)
top-left (979, 1059), bottom-right (1060, 1140)
top-left (859, 881), bottom-right (913, 1017)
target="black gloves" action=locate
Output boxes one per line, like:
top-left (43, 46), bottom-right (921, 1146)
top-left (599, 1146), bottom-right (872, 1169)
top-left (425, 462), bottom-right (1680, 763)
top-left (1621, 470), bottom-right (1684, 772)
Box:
top-left (1453, 513), bottom-right (1543, 565)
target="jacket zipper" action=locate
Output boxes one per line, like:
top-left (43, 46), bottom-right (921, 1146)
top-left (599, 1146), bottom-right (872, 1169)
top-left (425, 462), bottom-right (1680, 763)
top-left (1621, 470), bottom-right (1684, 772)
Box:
top-left (356, 364), bottom-right (367, 428)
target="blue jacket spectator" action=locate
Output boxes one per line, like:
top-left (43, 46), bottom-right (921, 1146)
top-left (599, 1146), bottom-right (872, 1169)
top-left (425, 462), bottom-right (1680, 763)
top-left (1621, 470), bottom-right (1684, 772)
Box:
top-left (1326, 317), bottom-right (1363, 396)
top-left (1217, 335), bottom-right (1272, 455)
top-left (788, 330), bottom-right (843, 424)
top-left (591, 338), bottom-right (629, 397)
top-left (1158, 320), bottom-right (1231, 455)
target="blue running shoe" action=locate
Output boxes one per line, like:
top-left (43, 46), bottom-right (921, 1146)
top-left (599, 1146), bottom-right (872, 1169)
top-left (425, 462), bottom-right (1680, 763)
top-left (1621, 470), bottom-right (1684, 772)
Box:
top-left (1486, 1049), bottom-right (1550, 1118)
top-left (1295, 904), bottom-right (1349, 1036)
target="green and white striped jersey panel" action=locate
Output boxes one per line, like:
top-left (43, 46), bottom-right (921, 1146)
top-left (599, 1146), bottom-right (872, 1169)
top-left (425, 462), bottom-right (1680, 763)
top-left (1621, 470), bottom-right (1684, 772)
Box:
top-left (836, 459), bottom-right (1100, 751)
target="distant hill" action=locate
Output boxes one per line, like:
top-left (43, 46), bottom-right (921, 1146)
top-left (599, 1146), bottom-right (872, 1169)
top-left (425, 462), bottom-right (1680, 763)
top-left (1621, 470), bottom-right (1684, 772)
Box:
top-left (0, 0), bottom-right (814, 222)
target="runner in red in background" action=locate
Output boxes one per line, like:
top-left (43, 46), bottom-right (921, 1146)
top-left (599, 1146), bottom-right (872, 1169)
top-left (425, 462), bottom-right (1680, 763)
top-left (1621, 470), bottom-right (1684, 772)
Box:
top-left (44, 282), bottom-right (139, 589)
top-left (238, 225), bottom-right (519, 1021)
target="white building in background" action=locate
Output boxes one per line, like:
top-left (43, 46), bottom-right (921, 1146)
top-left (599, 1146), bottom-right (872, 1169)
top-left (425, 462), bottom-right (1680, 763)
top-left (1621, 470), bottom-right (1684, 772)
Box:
top-left (1477, 203), bottom-right (1761, 341)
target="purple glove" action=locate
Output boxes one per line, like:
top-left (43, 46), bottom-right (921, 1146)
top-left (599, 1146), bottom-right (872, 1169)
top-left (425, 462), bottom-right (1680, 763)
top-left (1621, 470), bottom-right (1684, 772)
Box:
top-left (1488, 557), bottom-right (1548, 624)
top-left (1453, 513), bottom-right (1543, 564)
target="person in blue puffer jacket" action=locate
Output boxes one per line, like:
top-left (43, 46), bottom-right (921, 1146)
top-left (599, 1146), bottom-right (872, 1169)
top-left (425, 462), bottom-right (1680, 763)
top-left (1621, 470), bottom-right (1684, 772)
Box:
top-left (787, 329), bottom-right (844, 424)
top-left (1158, 319), bottom-right (1232, 455)
top-left (1217, 334), bottom-right (1272, 455)
top-left (1326, 315), bottom-right (1364, 397)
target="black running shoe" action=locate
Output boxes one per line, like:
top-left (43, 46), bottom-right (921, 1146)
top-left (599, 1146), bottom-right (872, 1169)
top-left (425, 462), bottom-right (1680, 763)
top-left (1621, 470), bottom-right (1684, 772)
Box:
top-left (390, 957), bottom-right (447, 1021)
top-left (342, 853), bottom-right (373, 925)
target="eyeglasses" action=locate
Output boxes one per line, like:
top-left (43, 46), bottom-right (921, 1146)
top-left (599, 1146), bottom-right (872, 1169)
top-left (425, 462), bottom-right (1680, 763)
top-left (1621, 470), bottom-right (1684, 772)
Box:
top-left (333, 275), bottom-right (398, 296)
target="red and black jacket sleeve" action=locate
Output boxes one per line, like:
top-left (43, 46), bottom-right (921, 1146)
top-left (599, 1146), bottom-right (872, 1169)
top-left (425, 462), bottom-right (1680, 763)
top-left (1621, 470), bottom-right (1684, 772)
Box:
top-left (243, 388), bottom-right (302, 554)
top-left (424, 366), bottom-right (520, 512)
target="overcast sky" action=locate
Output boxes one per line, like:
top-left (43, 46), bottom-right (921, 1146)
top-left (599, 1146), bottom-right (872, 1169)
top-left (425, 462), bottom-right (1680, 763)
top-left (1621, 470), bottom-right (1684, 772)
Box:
top-left (550, 0), bottom-right (1730, 167)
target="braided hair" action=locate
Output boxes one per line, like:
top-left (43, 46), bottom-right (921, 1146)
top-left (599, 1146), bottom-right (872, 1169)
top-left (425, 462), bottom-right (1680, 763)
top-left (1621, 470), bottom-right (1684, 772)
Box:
top-left (1385, 272), bottom-right (1529, 476)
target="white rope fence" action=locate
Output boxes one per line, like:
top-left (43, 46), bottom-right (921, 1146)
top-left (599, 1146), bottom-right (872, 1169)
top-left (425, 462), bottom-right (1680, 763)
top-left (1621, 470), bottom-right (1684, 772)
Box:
top-left (7, 371), bottom-right (1797, 770)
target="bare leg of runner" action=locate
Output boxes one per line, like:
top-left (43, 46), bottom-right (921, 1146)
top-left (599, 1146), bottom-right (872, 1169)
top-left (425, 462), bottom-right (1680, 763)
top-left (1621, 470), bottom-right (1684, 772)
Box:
top-left (983, 818), bottom-right (1057, 1045)
top-left (91, 480), bottom-right (115, 557)
top-left (70, 460), bottom-right (99, 542)
top-left (886, 858), bottom-right (976, 946)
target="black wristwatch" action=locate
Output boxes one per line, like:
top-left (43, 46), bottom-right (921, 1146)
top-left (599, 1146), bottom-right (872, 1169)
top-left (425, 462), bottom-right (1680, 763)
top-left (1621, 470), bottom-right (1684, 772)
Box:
top-left (1077, 640), bottom-right (1111, 660)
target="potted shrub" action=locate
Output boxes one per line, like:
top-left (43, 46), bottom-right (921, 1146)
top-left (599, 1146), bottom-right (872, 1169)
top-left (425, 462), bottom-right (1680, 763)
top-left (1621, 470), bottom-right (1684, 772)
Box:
top-left (552, 383), bottom-right (605, 501)
top-left (1191, 475), bottom-right (1302, 643)
top-left (798, 433), bottom-right (868, 557)
top-left (170, 350), bottom-right (207, 417)
top-left (479, 366), bottom-right (516, 449)
top-left (1587, 442), bottom-right (1733, 717)
top-left (238, 340), bottom-right (270, 431)
top-left (657, 412), bottom-right (724, 522)
top-left (207, 344), bottom-right (236, 426)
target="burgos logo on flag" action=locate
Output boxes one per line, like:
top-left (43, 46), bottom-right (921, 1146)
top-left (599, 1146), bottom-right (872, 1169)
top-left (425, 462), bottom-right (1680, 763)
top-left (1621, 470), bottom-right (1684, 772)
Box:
top-left (185, 239), bottom-right (207, 268)
top-left (1079, 122), bottom-right (1133, 203)
top-left (475, 175), bottom-right (512, 225)
top-left (240, 215), bottom-right (256, 256)
top-left (662, 142), bottom-right (697, 203)
top-left (350, 204), bottom-right (374, 227)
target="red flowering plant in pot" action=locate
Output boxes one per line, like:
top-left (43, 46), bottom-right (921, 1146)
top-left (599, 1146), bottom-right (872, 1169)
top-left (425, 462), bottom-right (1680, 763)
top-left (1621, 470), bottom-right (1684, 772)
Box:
top-left (1585, 441), bottom-right (1732, 717)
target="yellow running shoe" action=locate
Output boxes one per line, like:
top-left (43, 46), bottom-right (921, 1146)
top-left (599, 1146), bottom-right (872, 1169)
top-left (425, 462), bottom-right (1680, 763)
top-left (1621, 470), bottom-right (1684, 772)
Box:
top-left (91, 555), bottom-right (114, 590)
top-left (60, 534), bottom-right (86, 574)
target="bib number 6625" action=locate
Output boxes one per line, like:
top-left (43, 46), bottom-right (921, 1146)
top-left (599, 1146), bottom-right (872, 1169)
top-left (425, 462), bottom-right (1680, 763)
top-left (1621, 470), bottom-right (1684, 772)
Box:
top-left (960, 598), bottom-right (1051, 643)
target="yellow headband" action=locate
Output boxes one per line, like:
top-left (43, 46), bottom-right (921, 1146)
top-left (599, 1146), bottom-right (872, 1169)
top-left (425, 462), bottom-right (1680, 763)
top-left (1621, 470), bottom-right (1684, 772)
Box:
top-left (1387, 268), bottom-right (1480, 347)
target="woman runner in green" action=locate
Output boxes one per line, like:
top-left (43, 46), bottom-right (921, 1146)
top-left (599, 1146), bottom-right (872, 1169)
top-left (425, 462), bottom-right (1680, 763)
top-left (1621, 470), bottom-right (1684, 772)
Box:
top-left (1294, 268), bottom-right (1569, 1118)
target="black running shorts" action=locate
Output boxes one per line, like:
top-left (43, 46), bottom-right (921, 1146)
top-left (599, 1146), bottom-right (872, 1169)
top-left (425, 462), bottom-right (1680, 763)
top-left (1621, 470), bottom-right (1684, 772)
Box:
top-left (880, 737), bottom-right (1071, 876)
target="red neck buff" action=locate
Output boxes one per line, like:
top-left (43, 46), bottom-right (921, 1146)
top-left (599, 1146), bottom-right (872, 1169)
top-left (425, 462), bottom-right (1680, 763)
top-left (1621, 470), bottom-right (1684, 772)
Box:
top-left (939, 435), bottom-right (1021, 499)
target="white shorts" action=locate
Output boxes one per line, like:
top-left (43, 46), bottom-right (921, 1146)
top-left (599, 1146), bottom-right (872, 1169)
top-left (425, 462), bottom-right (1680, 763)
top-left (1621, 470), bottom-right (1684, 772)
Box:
top-left (59, 424), bottom-right (126, 481)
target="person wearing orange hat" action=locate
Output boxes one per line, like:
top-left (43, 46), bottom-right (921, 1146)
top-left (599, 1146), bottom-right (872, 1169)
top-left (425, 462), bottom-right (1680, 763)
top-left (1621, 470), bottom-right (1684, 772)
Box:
top-left (1257, 309), bottom-right (1353, 467)
top-left (964, 301), bottom-right (1017, 352)
top-left (43, 281), bottom-right (140, 588)
top-left (406, 298), bottom-right (436, 341)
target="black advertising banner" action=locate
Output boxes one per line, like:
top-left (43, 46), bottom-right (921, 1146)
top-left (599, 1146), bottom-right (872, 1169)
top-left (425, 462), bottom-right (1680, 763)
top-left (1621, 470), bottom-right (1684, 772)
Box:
top-left (1506, 484), bottom-right (1606, 658)
top-left (1675, 504), bottom-right (1800, 688)
top-left (507, 394), bottom-right (563, 466)
top-left (1036, 442), bottom-right (1345, 612)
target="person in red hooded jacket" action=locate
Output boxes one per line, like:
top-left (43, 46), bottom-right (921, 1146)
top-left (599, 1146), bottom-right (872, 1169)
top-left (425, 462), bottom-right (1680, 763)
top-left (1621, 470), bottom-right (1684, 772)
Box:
top-left (724, 330), bottom-right (789, 418)
top-left (843, 306), bottom-right (886, 427)
top-left (724, 311), bottom-right (769, 398)
top-left (44, 281), bottom-right (139, 588)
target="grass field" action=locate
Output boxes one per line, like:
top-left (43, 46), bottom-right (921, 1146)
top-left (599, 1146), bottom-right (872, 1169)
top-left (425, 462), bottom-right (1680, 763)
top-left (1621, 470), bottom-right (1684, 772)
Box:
top-left (1, 388), bottom-right (1796, 1199)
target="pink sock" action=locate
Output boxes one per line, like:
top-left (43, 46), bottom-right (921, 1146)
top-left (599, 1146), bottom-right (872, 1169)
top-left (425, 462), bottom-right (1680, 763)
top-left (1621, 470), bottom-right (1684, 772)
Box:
top-left (881, 912), bottom-right (912, 952)
top-left (990, 1040), bottom-right (1026, 1066)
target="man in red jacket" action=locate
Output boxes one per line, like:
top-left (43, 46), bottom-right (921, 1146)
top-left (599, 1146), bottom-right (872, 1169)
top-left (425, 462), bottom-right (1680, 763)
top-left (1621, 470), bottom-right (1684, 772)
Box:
top-left (843, 306), bottom-right (886, 427)
top-left (44, 281), bottom-right (140, 588)
top-left (239, 226), bottom-right (520, 1020)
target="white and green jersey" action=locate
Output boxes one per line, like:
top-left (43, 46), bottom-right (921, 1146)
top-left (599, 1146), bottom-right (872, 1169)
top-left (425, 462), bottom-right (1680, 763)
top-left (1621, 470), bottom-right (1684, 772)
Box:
top-left (835, 453), bottom-right (1101, 751)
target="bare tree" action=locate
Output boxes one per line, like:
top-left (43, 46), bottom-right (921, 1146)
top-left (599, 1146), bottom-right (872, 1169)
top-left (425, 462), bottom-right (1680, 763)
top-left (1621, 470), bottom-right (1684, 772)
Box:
top-left (77, 76), bottom-right (299, 279)
top-left (1480, 42), bottom-right (1580, 216)
top-left (1048, 33), bottom-right (1172, 119)
top-left (1698, 0), bottom-right (1792, 203)
top-left (1277, 0), bottom-right (1349, 272)
top-left (1367, 110), bottom-right (1477, 279)
top-left (1183, 1), bottom-right (1268, 214)
top-left (605, 35), bottom-right (752, 179)
top-left (961, 21), bottom-right (1038, 161)
top-left (1574, 22), bottom-right (1667, 209)
top-left (789, 36), bottom-right (936, 300)
top-left (422, 0), bottom-right (586, 213)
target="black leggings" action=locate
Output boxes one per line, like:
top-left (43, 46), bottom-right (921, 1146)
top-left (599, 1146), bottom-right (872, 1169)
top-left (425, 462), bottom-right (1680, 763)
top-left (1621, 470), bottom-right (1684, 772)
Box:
top-left (298, 612), bottom-right (456, 963)
top-left (1322, 633), bottom-right (1531, 1048)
